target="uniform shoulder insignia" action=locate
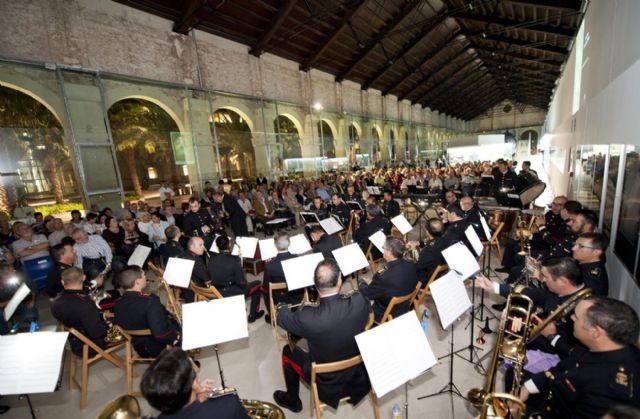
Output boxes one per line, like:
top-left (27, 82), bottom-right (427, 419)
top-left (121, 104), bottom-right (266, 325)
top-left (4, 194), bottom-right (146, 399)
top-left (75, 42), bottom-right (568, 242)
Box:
top-left (377, 265), bottom-right (388, 274)
top-left (590, 267), bottom-right (601, 276)
top-left (299, 300), bottom-right (320, 309)
top-left (341, 290), bottom-right (359, 298)
top-left (614, 366), bottom-right (630, 388)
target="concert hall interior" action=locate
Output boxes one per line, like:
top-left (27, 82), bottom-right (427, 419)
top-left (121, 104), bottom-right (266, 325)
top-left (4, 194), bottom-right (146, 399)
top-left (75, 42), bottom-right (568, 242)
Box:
top-left (1, 0), bottom-right (640, 418)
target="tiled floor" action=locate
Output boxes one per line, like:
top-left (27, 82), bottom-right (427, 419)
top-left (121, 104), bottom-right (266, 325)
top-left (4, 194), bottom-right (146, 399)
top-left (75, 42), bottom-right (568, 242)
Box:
top-left (3, 228), bottom-right (510, 419)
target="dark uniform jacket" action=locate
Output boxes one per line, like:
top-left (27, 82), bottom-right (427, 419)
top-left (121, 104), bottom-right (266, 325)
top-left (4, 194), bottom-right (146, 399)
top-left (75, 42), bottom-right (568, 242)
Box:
top-left (45, 261), bottom-right (72, 298)
top-left (223, 194), bottom-right (249, 237)
top-left (207, 253), bottom-right (246, 293)
top-left (153, 394), bottom-right (250, 419)
top-left (329, 202), bottom-right (351, 226)
top-left (309, 204), bottom-right (330, 220)
top-left (51, 289), bottom-right (108, 356)
top-left (182, 209), bottom-right (214, 238)
top-left (277, 293), bottom-right (371, 408)
top-left (263, 251), bottom-right (303, 307)
top-left (415, 238), bottom-right (447, 283)
top-left (312, 233), bottom-right (342, 258)
top-left (463, 205), bottom-right (490, 241)
top-left (114, 291), bottom-right (180, 357)
top-left (359, 258), bottom-right (418, 321)
top-left (162, 239), bottom-right (184, 265)
top-left (442, 219), bottom-right (469, 245)
top-left (493, 169), bottom-right (521, 195)
top-left (352, 215), bottom-right (391, 259)
top-left (580, 260), bottom-right (608, 296)
top-left (529, 345), bottom-right (640, 419)
top-left (469, 182), bottom-right (490, 198)
top-left (179, 250), bottom-right (210, 287)
top-left (381, 199), bottom-right (401, 218)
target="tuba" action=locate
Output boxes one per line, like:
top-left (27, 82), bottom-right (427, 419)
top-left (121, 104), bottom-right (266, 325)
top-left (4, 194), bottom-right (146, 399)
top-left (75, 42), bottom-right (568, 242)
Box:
top-left (468, 287), bottom-right (592, 418)
top-left (241, 399), bottom-right (286, 418)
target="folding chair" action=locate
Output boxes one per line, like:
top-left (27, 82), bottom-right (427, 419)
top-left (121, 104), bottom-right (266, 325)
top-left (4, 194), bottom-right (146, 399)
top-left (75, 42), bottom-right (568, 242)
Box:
top-left (413, 264), bottom-right (448, 317)
top-left (310, 355), bottom-right (380, 419)
top-left (65, 327), bottom-right (126, 409)
top-left (338, 212), bottom-right (357, 246)
top-left (189, 282), bottom-right (224, 301)
top-left (485, 221), bottom-right (505, 260)
top-left (115, 327), bottom-right (159, 396)
top-left (374, 282), bottom-right (421, 325)
top-left (365, 243), bottom-right (384, 272)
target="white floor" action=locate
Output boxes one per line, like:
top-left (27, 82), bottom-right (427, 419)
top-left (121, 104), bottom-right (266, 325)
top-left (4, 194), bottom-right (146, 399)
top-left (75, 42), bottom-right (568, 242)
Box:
top-left (3, 231), bottom-right (509, 419)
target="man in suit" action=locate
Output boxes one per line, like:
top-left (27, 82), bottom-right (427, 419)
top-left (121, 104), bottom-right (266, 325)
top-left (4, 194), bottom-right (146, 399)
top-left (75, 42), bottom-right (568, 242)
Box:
top-left (214, 192), bottom-right (249, 237)
top-left (273, 259), bottom-right (371, 413)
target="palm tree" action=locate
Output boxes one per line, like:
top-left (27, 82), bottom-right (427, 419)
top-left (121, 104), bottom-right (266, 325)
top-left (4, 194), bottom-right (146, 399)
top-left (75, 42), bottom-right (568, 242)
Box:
top-left (213, 109), bottom-right (256, 179)
top-left (274, 115), bottom-right (302, 160)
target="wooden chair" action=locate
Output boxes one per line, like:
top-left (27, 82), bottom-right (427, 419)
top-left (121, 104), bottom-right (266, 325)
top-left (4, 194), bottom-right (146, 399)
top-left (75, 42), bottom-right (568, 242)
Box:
top-left (339, 212), bottom-right (357, 246)
top-left (189, 282), bottom-right (224, 301)
top-left (116, 327), bottom-right (159, 396)
top-left (65, 327), bottom-right (126, 409)
top-left (485, 221), bottom-right (505, 260)
top-left (365, 243), bottom-right (383, 272)
top-left (148, 262), bottom-right (182, 323)
top-left (310, 355), bottom-right (380, 419)
top-left (412, 264), bottom-right (448, 317)
top-left (269, 282), bottom-right (288, 329)
top-left (374, 282), bottom-right (421, 325)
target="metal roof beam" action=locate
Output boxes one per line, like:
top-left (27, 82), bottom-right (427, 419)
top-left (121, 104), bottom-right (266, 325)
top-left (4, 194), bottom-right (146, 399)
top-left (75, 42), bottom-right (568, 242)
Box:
top-left (250, 0), bottom-right (297, 56)
top-left (456, 12), bottom-right (576, 37)
top-left (173, 0), bottom-right (207, 34)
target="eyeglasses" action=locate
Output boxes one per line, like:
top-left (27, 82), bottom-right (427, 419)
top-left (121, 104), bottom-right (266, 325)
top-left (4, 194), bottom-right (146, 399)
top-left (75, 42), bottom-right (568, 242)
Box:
top-left (574, 243), bottom-right (596, 250)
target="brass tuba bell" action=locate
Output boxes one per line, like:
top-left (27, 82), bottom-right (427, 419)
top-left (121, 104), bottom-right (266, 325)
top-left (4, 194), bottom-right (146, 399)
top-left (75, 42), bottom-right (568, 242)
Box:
top-left (97, 395), bottom-right (140, 419)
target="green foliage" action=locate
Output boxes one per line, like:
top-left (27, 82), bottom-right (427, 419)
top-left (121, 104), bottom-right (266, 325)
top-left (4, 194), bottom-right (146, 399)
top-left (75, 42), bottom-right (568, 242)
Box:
top-left (34, 201), bottom-right (84, 217)
top-left (124, 193), bottom-right (143, 201)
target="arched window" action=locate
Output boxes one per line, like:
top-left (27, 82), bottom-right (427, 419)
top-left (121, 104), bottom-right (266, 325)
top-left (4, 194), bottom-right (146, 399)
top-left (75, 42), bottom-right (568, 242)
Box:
top-left (274, 115), bottom-right (301, 159)
top-left (317, 120), bottom-right (335, 158)
top-left (371, 127), bottom-right (381, 163)
top-left (213, 108), bottom-right (256, 180)
top-left (389, 129), bottom-right (396, 160)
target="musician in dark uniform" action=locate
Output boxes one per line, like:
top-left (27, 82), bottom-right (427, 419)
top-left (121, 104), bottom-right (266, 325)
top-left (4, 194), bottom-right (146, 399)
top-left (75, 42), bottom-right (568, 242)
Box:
top-left (493, 159), bottom-right (521, 203)
top-left (441, 204), bottom-right (469, 244)
top-left (177, 237), bottom-right (208, 304)
top-left (207, 236), bottom-right (264, 323)
top-left (141, 348), bottom-right (250, 419)
top-left (381, 189), bottom-right (400, 218)
top-left (329, 193), bottom-right (351, 227)
top-left (182, 198), bottom-right (215, 249)
top-left (342, 184), bottom-right (359, 203)
top-left (518, 160), bottom-right (539, 190)
top-left (352, 205), bottom-right (391, 259)
top-left (51, 267), bottom-right (109, 356)
top-left (460, 196), bottom-right (490, 241)
top-left (273, 259), bottom-right (371, 413)
top-left (518, 297), bottom-right (640, 419)
top-left (214, 192), bottom-right (249, 237)
top-left (161, 225), bottom-right (185, 265)
top-left (467, 174), bottom-right (490, 198)
top-left (309, 196), bottom-right (330, 220)
top-left (114, 266), bottom-right (180, 357)
top-left (262, 234), bottom-right (301, 323)
top-left (310, 225), bottom-right (342, 258)
top-left (45, 243), bottom-right (76, 299)
top-left (572, 232), bottom-right (609, 296)
top-left (407, 218), bottom-right (448, 284)
top-left (359, 237), bottom-right (418, 322)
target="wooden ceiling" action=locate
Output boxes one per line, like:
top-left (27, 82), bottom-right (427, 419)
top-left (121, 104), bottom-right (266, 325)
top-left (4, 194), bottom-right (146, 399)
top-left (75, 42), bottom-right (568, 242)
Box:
top-left (114, 0), bottom-right (585, 120)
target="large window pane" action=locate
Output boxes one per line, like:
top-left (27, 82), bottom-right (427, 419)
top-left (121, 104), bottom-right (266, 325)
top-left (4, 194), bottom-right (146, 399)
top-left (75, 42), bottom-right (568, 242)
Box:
top-left (603, 145), bottom-right (622, 239)
top-left (570, 145), bottom-right (608, 215)
top-left (79, 146), bottom-right (120, 192)
top-left (614, 145), bottom-right (640, 281)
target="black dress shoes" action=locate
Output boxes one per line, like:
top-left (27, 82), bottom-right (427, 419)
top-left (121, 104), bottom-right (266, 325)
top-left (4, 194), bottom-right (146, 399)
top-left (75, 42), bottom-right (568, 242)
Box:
top-left (491, 303), bottom-right (506, 311)
top-left (248, 310), bottom-right (265, 323)
top-left (273, 390), bottom-right (302, 413)
top-left (495, 267), bottom-right (511, 273)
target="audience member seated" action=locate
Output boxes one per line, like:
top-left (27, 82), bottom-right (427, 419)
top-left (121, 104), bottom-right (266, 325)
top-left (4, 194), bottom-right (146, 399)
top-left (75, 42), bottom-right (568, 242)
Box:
top-left (72, 228), bottom-right (126, 283)
top-left (47, 218), bottom-right (67, 246)
top-left (10, 223), bottom-right (50, 264)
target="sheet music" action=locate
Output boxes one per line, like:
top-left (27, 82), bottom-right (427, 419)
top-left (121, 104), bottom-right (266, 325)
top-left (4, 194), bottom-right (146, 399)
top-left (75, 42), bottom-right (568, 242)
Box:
top-left (258, 238), bottom-right (278, 261)
top-left (391, 214), bottom-right (413, 235)
top-left (441, 242), bottom-right (480, 280)
top-left (480, 216), bottom-right (492, 240)
top-left (319, 217), bottom-right (344, 235)
top-left (266, 217), bottom-right (289, 225)
top-left (0, 331), bottom-right (69, 395)
top-left (182, 295), bottom-right (248, 350)
top-left (163, 257), bottom-right (194, 288)
top-left (368, 230), bottom-right (387, 254)
top-left (210, 234), bottom-right (240, 255)
top-left (299, 212), bottom-right (320, 224)
top-left (332, 243), bottom-right (369, 276)
top-left (356, 313), bottom-right (437, 397)
top-left (429, 270), bottom-right (472, 329)
top-left (347, 201), bottom-right (363, 211)
top-left (3, 283), bottom-right (31, 320)
top-left (127, 244), bottom-right (152, 267)
top-left (281, 253), bottom-right (324, 290)
top-left (288, 234), bottom-right (312, 255)
top-left (366, 186), bottom-right (381, 195)
top-left (235, 236), bottom-right (258, 258)
top-left (465, 226), bottom-right (483, 256)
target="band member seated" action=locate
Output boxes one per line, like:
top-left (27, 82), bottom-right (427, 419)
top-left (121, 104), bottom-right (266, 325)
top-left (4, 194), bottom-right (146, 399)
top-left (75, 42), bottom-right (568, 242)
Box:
top-left (51, 267), bottom-right (109, 356)
top-left (214, 191), bottom-right (249, 237)
top-left (162, 225), bottom-right (185, 265)
top-left (352, 204), bottom-right (391, 259)
top-left (72, 228), bottom-right (127, 284)
top-left (180, 237), bottom-right (210, 288)
top-left (182, 198), bottom-right (215, 249)
top-left (273, 258), bottom-right (371, 413)
top-left (141, 348), bottom-right (249, 419)
top-left (262, 234), bottom-right (302, 323)
top-left (45, 243), bottom-right (76, 299)
top-left (518, 297), bottom-right (640, 419)
top-left (440, 204), bottom-right (469, 244)
top-left (460, 196), bottom-right (489, 241)
top-left (309, 196), bottom-right (329, 220)
top-left (310, 225), bottom-right (342, 258)
top-left (444, 189), bottom-right (458, 206)
top-left (329, 193), bottom-right (351, 227)
top-left (407, 218), bottom-right (448, 284)
top-left (207, 236), bottom-right (264, 323)
top-left (359, 237), bottom-right (418, 322)
top-left (381, 190), bottom-right (400, 218)
top-left (466, 174), bottom-right (490, 198)
top-left (572, 232), bottom-right (609, 296)
top-left (114, 266), bottom-right (180, 357)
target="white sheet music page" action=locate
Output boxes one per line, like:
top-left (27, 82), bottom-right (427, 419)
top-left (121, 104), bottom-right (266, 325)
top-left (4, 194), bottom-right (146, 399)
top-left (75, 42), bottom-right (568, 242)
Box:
top-left (368, 230), bottom-right (387, 254)
top-left (391, 214), bottom-right (413, 235)
top-left (0, 331), bottom-right (68, 395)
top-left (127, 244), bottom-right (152, 267)
top-left (163, 257), bottom-right (194, 288)
top-left (319, 217), bottom-right (343, 235)
top-left (3, 283), bottom-right (31, 320)
top-left (480, 216), bottom-right (492, 240)
top-left (356, 313), bottom-right (437, 397)
top-left (281, 253), bottom-right (324, 290)
top-left (235, 236), bottom-right (259, 258)
top-left (258, 238), bottom-right (278, 261)
top-left (429, 270), bottom-right (472, 329)
top-left (266, 217), bottom-right (290, 225)
top-left (332, 243), bottom-right (369, 276)
top-left (465, 226), bottom-right (484, 256)
top-left (288, 234), bottom-right (312, 255)
top-left (441, 242), bottom-right (480, 280)
top-left (181, 295), bottom-right (248, 350)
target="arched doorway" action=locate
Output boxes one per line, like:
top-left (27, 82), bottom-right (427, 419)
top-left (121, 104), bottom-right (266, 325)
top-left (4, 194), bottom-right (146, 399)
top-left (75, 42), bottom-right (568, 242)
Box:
top-left (389, 129), bottom-right (396, 161)
top-left (317, 120), bottom-right (335, 158)
top-left (404, 131), bottom-right (410, 160)
top-left (520, 129), bottom-right (539, 154)
top-left (213, 108), bottom-right (256, 180)
top-left (0, 85), bottom-right (79, 216)
top-left (108, 99), bottom-right (182, 198)
top-left (371, 126), bottom-right (381, 163)
top-left (348, 124), bottom-right (360, 166)
top-left (274, 115), bottom-right (302, 161)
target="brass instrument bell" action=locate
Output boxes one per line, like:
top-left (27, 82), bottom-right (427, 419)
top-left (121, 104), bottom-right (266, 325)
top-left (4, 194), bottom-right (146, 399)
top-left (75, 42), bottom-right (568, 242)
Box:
top-left (97, 395), bottom-right (140, 419)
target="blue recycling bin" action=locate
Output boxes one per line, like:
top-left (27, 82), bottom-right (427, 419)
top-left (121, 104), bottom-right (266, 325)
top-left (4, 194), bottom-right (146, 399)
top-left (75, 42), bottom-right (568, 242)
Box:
top-left (22, 256), bottom-right (54, 290)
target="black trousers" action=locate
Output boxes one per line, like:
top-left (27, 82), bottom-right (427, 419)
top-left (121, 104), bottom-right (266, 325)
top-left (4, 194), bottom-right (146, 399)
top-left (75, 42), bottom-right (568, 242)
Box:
top-left (281, 344), bottom-right (311, 399)
top-left (218, 280), bottom-right (262, 317)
